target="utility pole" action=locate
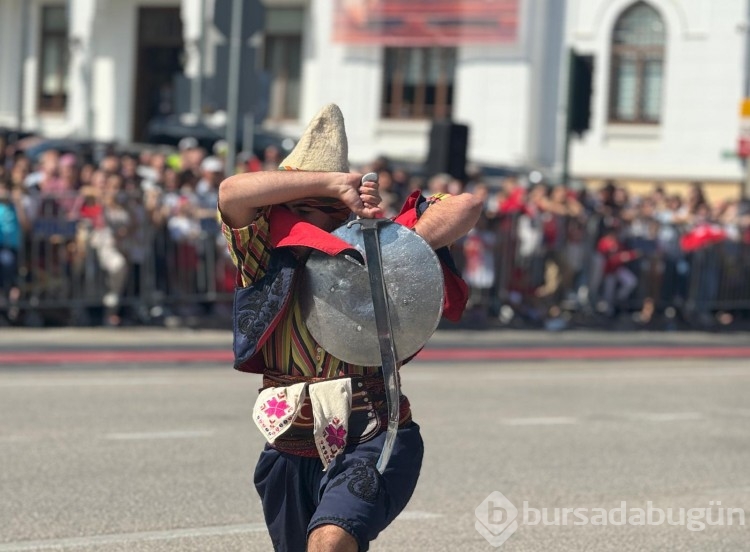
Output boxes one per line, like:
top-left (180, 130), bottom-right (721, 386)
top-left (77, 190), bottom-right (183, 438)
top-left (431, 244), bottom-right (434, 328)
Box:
top-left (225, 0), bottom-right (243, 176)
top-left (190, 0), bottom-right (207, 117)
top-left (744, 0), bottom-right (750, 199)
top-left (561, 49), bottom-right (574, 187)
top-left (16, 0), bottom-right (30, 138)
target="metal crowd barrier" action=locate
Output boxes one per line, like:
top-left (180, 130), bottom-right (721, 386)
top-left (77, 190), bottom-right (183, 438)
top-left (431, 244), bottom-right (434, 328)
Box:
top-left (2, 198), bottom-right (749, 327)
top-left (469, 211), bottom-right (750, 325)
top-left (2, 197), bottom-right (234, 327)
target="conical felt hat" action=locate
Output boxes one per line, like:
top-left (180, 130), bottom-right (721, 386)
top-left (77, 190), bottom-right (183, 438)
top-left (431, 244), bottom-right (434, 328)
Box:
top-left (279, 103), bottom-right (349, 173)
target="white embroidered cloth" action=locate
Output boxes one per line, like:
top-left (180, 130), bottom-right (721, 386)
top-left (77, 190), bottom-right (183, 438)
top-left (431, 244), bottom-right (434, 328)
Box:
top-left (253, 382), bottom-right (307, 442)
top-left (252, 378), bottom-right (352, 470)
top-left (310, 378), bottom-right (352, 469)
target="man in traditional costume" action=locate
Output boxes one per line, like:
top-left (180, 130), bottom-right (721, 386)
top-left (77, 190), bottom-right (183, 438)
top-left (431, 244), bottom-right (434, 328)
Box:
top-left (218, 104), bottom-right (482, 552)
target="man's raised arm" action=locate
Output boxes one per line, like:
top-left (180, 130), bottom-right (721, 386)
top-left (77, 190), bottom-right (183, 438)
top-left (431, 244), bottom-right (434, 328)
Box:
top-left (218, 170), bottom-right (378, 228)
top-left (413, 193), bottom-right (483, 250)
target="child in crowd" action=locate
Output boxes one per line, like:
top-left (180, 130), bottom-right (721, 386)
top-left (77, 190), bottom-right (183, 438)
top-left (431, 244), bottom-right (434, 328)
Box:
top-left (596, 225), bottom-right (639, 316)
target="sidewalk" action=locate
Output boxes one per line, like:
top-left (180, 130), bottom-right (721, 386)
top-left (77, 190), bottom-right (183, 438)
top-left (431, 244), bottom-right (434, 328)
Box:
top-left (1, 326), bottom-right (749, 351)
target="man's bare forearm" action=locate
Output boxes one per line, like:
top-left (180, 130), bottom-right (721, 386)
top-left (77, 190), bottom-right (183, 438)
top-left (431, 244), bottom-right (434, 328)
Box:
top-left (413, 193), bottom-right (483, 250)
top-left (218, 171), bottom-right (356, 228)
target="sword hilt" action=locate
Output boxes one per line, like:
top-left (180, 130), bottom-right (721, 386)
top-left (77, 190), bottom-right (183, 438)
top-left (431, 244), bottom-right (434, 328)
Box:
top-left (347, 217), bottom-right (388, 230)
top-left (349, 172), bottom-right (379, 223)
top-left (361, 172), bottom-right (378, 185)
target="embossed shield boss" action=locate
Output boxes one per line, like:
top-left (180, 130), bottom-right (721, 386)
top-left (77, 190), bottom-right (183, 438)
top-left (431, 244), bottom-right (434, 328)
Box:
top-left (300, 220), bottom-right (444, 366)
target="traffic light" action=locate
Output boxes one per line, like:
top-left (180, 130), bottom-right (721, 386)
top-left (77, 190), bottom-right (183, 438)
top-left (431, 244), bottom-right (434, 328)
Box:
top-left (568, 51), bottom-right (594, 137)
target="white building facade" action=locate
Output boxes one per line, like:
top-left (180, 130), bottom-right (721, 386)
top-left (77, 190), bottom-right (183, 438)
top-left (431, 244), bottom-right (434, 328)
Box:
top-left (270, 0), bottom-right (567, 171)
top-left (0, 0), bottom-right (188, 142)
top-left (0, 0), bottom-right (747, 195)
top-left (567, 0), bottom-right (747, 197)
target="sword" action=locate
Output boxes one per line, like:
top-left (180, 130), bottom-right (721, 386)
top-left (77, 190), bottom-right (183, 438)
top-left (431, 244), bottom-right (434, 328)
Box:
top-left (348, 173), bottom-right (400, 473)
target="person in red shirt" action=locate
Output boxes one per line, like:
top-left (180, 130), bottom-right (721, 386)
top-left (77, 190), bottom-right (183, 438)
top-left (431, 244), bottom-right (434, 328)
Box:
top-left (596, 225), bottom-right (639, 316)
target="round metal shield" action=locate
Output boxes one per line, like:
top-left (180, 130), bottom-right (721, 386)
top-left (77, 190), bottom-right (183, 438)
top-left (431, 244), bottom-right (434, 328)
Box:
top-left (300, 220), bottom-right (444, 366)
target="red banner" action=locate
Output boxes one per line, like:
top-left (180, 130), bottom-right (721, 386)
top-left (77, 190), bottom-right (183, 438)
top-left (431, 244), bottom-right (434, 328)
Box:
top-left (332, 0), bottom-right (521, 46)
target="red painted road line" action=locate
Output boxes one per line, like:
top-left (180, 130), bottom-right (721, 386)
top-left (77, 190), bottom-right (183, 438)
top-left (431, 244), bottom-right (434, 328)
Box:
top-left (0, 351), bottom-right (233, 365)
top-left (416, 347), bottom-right (750, 361)
top-left (1, 347), bottom-right (750, 365)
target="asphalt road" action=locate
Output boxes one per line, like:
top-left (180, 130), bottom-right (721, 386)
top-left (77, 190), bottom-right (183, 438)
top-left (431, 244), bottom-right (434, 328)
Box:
top-left (1, 332), bottom-right (749, 551)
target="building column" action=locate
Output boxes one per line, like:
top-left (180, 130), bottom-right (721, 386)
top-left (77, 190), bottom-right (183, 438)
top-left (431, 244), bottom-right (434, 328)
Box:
top-left (181, 0), bottom-right (215, 116)
top-left (67, 0), bottom-right (98, 137)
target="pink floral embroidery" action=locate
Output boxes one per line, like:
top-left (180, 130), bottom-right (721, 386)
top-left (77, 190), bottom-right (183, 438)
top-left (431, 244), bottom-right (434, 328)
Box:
top-left (325, 422), bottom-right (347, 449)
top-left (263, 397), bottom-right (289, 419)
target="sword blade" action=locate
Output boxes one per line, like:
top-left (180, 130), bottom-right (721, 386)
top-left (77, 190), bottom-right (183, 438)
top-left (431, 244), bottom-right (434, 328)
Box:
top-left (358, 220), bottom-right (401, 474)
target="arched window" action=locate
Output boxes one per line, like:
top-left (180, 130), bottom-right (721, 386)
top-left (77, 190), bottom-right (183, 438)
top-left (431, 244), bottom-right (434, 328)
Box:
top-left (609, 2), bottom-right (666, 124)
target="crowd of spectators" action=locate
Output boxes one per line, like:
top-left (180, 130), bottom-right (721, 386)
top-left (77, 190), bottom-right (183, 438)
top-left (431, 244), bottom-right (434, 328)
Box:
top-left (1, 132), bottom-right (750, 329)
top-left (454, 175), bottom-right (750, 330)
top-left (0, 135), bottom-right (233, 325)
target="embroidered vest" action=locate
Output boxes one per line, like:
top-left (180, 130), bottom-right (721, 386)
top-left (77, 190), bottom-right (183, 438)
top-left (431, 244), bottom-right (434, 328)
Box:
top-left (233, 247), bottom-right (298, 373)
